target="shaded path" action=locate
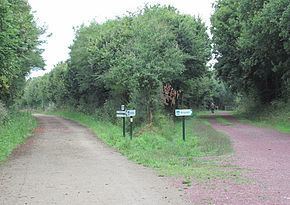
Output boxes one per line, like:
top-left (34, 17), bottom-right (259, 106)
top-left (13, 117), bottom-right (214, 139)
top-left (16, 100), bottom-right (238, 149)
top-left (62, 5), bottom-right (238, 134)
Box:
top-left (189, 112), bottom-right (290, 205)
top-left (0, 114), bottom-right (189, 205)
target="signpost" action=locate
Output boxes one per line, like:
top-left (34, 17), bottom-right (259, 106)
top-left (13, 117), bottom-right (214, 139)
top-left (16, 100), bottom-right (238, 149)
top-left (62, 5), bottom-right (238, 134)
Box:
top-left (130, 117), bottom-right (133, 140)
top-left (175, 109), bottom-right (193, 141)
top-left (116, 106), bottom-right (136, 139)
top-left (116, 105), bottom-right (126, 137)
top-left (121, 105), bottom-right (125, 137)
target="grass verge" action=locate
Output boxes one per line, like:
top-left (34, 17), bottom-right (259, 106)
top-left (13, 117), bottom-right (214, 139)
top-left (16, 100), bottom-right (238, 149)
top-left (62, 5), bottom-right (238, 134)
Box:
top-left (49, 111), bottom-right (240, 181)
top-left (235, 102), bottom-right (290, 134)
top-left (0, 112), bottom-right (37, 162)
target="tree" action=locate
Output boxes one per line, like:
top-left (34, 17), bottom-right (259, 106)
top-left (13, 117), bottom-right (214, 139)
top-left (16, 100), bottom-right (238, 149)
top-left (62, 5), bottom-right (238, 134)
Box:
top-left (211, 0), bottom-right (290, 103)
top-left (0, 0), bottom-right (44, 106)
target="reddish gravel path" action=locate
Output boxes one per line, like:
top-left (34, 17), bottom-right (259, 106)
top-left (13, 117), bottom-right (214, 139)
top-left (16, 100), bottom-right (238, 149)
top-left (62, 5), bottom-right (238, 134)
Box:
top-left (188, 112), bottom-right (290, 205)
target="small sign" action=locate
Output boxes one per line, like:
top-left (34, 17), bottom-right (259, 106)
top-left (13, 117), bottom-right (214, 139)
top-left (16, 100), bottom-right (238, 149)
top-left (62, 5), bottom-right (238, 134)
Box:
top-left (126, 110), bottom-right (136, 117)
top-left (175, 109), bottom-right (192, 117)
top-left (117, 114), bottom-right (126, 117)
top-left (116, 110), bottom-right (126, 117)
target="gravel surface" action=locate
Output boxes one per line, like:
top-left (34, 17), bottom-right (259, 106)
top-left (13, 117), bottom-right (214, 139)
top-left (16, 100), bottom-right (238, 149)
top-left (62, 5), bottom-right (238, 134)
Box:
top-left (0, 114), bottom-right (189, 205)
top-left (188, 112), bottom-right (290, 205)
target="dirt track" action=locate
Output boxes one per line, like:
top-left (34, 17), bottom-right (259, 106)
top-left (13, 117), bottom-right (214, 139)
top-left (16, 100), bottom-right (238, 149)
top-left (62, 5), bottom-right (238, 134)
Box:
top-left (0, 114), bottom-right (189, 205)
top-left (188, 112), bottom-right (290, 205)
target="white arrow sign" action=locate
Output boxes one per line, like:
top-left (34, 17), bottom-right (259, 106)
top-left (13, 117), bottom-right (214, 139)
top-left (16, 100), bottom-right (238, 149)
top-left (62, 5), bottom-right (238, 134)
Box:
top-left (175, 109), bottom-right (192, 117)
top-left (116, 110), bottom-right (126, 117)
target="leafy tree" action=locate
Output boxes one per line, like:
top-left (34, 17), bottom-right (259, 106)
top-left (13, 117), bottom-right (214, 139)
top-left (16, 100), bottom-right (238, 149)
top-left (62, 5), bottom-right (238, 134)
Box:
top-left (212, 0), bottom-right (290, 103)
top-left (47, 62), bottom-right (69, 107)
top-left (0, 0), bottom-right (44, 105)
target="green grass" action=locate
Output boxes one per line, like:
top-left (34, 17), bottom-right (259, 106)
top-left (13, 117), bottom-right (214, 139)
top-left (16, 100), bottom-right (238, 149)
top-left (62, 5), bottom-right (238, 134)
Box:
top-left (235, 102), bottom-right (290, 134)
top-left (49, 111), bottom-right (240, 181)
top-left (0, 112), bottom-right (37, 162)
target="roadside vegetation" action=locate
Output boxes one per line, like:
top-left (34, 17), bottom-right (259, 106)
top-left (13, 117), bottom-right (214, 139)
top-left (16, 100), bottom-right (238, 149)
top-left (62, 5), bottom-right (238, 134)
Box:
top-left (0, 0), bottom-right (42, 162)
top-left (211, 0), bottom-right (290, 133)
top-left (0, 111), bottom-right (36, 162)
top-left (235, 102), bottom-right (290, 134)
top-left (49, 110), bottom-right (236, 180)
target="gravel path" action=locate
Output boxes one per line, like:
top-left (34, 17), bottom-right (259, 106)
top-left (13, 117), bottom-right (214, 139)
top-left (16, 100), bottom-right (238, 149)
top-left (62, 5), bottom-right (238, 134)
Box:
top-left (0, 114), bottom-right (189, 205)
top-left (188, 112), bottom-right (290, 205)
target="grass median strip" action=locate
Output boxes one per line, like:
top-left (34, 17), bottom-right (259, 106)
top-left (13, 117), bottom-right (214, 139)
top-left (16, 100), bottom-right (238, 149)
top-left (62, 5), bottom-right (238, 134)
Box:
top-left (49, 111), bottom-right (240, 181)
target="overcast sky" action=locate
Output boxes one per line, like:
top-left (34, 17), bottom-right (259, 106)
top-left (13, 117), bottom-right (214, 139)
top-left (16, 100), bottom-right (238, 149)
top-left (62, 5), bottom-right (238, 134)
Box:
top-left (28, 0), bottom-right (215, 77)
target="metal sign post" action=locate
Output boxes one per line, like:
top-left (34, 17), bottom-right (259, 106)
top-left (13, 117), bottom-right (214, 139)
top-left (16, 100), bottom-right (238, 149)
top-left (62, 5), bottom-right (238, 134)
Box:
top-left (182, 116), bottom-right (186, 141)
top-left (175, 109), bottom-right (193, 141)
top-left (130, 117), bottom-right (133, 140)
top-left (122, 105), bottom-right (125, 137)
top-left (116, 105), bottom-right (126, 137)
top-left (116, 107), bottom-right (136, 139)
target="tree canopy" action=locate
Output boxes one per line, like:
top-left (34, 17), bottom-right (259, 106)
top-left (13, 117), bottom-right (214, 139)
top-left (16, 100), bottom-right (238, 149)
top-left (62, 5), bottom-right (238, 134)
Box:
top-left (0, 0), bottom-right (44, 106)
top-left (211, 0), bottom-right (290, 103)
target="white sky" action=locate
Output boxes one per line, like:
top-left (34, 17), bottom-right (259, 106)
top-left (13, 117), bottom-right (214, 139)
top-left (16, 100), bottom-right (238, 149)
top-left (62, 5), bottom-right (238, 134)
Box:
top-left (28, 0), bottom-right (215, 77)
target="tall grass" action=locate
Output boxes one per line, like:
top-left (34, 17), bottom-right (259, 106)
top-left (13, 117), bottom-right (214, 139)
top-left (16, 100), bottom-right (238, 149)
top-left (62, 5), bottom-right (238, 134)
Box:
top-left (50, 111), bottom-right (235, 180)
top-left (0, 112), bottom-right (37, 162)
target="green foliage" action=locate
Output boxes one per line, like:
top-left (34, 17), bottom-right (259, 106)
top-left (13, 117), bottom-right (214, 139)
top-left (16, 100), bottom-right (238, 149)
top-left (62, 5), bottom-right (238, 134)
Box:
top-left (0, 0), bottom-right (44, 106)
top-left (0, 112), bottom-right (36, 162)
top-left (46, 62), bottom-right (69, 106)
top-left (21, 62), bottom-right (68, 109)
top-left (22, 5), bottom-right (215, 122)
top-left (50, 110), bottom-right (234, 179)
top-left (211, 0), bottom-right (290, 103)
